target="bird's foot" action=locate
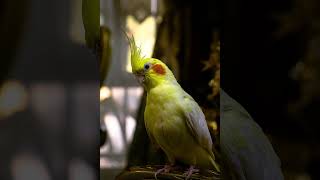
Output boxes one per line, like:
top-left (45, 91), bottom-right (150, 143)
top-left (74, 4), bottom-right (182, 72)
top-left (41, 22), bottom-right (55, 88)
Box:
top-left (183, 165), bottom-right (199, 180)
top-left (154, 164), bottom-right (175, 180)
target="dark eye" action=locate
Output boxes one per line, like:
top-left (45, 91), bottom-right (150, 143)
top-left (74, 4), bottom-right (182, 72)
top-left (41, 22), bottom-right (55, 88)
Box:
top-left (144, 63), bottom-right (150, 70)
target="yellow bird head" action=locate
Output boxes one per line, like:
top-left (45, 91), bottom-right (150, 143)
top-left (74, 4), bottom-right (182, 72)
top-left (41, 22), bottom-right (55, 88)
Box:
top-left (127, 35), bottom-right (176, 90)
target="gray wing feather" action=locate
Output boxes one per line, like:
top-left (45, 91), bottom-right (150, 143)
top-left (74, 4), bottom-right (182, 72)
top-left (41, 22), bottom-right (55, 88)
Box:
top-left (182, 94), bottom-right (213, 153)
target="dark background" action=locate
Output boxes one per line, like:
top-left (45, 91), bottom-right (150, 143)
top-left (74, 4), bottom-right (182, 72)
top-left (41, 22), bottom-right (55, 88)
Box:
top-left (222, 0), bottom-right (320, 179)
top-left (223, 0), bottom-right (301, 137)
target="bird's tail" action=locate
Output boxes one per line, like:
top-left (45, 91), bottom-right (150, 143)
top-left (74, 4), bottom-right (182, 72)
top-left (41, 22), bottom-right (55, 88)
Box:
top-left (209, 152), bottom-right (221, 173)
top-left (211, 157), bottom-right (221, 173)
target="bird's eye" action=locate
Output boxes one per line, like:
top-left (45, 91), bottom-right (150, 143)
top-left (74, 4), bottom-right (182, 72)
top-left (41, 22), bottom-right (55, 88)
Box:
top-left (144, 63), bottom-right (150, 70)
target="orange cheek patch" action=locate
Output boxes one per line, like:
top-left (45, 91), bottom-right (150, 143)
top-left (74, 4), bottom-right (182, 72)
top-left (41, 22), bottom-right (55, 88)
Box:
top-left (152, 64), bottom-right (166, 75)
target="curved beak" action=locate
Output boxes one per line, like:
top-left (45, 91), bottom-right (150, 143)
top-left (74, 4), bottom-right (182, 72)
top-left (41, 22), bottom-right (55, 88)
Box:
top-left (135, 74), bottom-right (145, 84)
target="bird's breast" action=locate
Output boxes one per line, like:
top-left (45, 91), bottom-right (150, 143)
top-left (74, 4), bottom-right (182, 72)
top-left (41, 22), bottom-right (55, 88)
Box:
top-left (145, 88), bottom-right (187, 146)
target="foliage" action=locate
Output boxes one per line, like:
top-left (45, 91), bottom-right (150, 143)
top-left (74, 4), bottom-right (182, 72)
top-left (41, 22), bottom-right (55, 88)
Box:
top-left (82, 0), bottom-right (111, 86)
top-left (82, 0), bottom-right (100, 50)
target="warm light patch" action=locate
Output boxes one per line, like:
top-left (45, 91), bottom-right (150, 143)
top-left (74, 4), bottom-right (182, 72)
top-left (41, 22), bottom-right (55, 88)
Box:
top-left (209, 121), bottom-right (218, 131)
top-left (125, 15), bottom-right (157, 73)
top-left (100, 86), bottom-right (111, 101)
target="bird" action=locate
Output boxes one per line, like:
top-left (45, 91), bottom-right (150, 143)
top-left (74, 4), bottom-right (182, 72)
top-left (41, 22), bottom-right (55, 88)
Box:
top-left (127, 35), bottom-right (220, 179)
top-left (220, 89), bottom-right (284, 180)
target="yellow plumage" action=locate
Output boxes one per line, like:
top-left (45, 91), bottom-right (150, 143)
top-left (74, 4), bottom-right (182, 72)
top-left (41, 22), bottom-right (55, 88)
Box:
top-left (128, 35), bottom-right (220, 175)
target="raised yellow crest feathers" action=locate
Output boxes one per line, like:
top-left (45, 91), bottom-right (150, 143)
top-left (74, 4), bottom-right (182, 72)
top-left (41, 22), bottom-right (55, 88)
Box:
top-left (125, 34), bottom-right (145, 73)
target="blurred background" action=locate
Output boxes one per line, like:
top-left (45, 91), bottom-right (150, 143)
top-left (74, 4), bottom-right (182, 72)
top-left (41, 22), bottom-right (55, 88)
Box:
top-left (0, 0), bottom-right (99, 179)
top-left (1, 0), bottom-right (320, 179)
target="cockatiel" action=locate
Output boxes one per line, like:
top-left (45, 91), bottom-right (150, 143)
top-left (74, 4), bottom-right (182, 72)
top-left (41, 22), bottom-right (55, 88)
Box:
top-left (220, 89), bottom-right (284, 180)
top-left (128, 36), bottom-right (220, 179)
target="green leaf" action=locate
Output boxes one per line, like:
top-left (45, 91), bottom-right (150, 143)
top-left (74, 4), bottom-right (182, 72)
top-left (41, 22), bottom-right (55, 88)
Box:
top-left (82, 0), bottom-right (100, 49)
top-left (100, 26), bottom-right (111, 86)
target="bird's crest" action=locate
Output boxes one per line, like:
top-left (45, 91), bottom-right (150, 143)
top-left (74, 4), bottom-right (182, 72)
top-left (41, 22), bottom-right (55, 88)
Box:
top-left (125, 33), bottom-right (145, 73)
